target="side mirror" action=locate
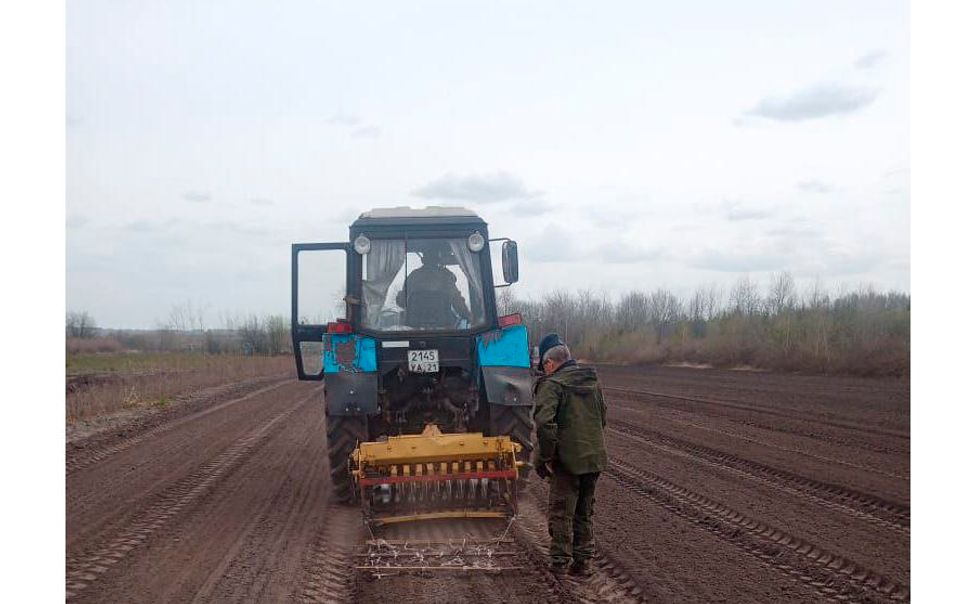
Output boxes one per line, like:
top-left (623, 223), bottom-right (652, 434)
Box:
top-left (502, 240), bottom-right (519, 284)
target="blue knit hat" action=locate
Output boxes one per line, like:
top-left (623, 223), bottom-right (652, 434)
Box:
top-left (537, 332), bottom-right (565, 370)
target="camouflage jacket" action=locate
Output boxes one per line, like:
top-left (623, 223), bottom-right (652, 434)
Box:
top-left (532, 361), bottom-right (608, 475)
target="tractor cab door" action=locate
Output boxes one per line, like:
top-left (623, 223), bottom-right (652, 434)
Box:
top-left (291, 242), bottom-right (351, 380)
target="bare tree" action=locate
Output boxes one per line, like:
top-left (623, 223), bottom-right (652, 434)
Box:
top-left (691, 284), bottom-right (721, 321)
top-left (616, 291), bottom-right (650, 332)
top-left (192, 302), bottom-right (208, 333)
top-left (541, 291), bottom-right (577, 345)
top-left (166, 303), bottom-right (188, 333)
top-left (804, 277), bottom-right (830, 310)
top-left (264, 314), bottom-right (289, 354)
top-left (648, 289), bottom-right (682, 344)
top-left (166, 300), bottom-right (207, 333)
top-left (496, 287), bottom-right (516, 316)
top-left (238, 314), bottom-right (266, 355)
top-left (729, 276), bottom-right (761, 316)
top-left (574, 289), bottom-right (603, 328)
top-left (66, 311), bottom-right (97, 338)
top-left (765, 272), bottom-right (797, 315)
top-left (158, 301), bottom-right (208, 351)
top-left (154, 317), bottom-right (177, 351)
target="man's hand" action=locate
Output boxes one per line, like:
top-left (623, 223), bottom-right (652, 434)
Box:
top-left (535, 461), bottom-right (555, 479)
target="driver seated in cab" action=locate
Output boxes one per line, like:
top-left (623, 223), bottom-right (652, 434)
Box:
top-left (396, 244), bottom-right (472, 328)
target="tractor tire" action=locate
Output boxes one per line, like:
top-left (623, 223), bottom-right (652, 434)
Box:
top-left (489, 403), bottom-right (535, 485)
top-left (325, 414), bottom-right (368, 504)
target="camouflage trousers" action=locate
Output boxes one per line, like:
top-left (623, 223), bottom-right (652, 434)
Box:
top-left (547, 466), bottom-right (600, 565)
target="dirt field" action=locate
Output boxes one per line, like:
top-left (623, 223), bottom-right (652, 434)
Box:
top-left (66, 365), bottom-right (909, 603)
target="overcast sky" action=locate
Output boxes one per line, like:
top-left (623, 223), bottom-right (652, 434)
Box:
top-left (67, 1), bottom-right (909, 329)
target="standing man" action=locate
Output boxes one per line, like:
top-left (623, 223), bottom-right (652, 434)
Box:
top-left (532, 333), bottom-right (608, 577)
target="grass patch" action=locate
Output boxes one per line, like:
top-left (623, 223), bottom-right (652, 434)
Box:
top-left (66, 353), bottom-right (293, 423)
top-left (66, 352), bottom-right (233, 376)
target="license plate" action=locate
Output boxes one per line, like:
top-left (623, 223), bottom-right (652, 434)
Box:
top-left (408, 349), bottom-right (439, 373)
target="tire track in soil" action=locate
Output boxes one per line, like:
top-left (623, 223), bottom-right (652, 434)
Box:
top-left (64, 389), bottom-right (315, 601)
top-left (66, 382), bottom-right (317, 553)
top-left (597, 366), bottom-right (910, 419)
top-left (605, 386), bottom-right (910, 449)
top-left (732, 417), bottom-right (907, 456)
top-left (609, 419), bottom-right (910, 535)
top-left (606, 457), bottom-right (910, 603)
top-left (183, 398), bottom-right (331, 603)
top-left (614, 406), bottom-right (910, 483)
top-left (607, 389), bottom-right (908, 459)
top-left (293, 504), bottom-right (363, 603)
top-left (66, 377), bottom-right (294, 475)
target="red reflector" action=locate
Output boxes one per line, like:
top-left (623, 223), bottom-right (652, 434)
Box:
top-left (326, 320), bottom-right (353, 334)
top-left (499, 313), bottom-right (523, 328)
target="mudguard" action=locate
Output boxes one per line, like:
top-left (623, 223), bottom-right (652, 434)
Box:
top-left (477, 325), bottom-right (533, 407)
top-left (324, 371), bottom-right (379, 416)
top-left (481, 366), bottom-right (533, 406)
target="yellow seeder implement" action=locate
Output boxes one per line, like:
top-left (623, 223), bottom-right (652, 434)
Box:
top-left (351, 424), bottom-right (523, 527)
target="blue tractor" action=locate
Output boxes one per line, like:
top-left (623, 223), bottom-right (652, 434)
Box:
top-left (291, 207), bottom-right (534, 520)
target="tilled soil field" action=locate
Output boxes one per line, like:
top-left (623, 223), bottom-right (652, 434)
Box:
top-left (66, 365), bottom-right (909, 603)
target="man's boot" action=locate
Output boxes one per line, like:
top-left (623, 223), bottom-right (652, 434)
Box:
top-left (570, 559), bottom-right (593, 577)
top-left (550, 561), bottom-right (571, 577)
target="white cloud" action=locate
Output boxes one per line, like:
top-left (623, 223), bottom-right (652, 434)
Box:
top-left (526, 224), bottom-right (578, 263)
top-left (745, 83), bottom-right (878, 122)
top-left (687, 250), bottom-right (785, 273)
top-left (413, 172), bottom-right (542, 203)
top-left (326, 112), bottom-right (361, 126)
top-left (123, 220), bottom-right (160, 233)
top-left (597, 243), bottom-right (665, 264)
top-left (182, 191), bottom-right (211, 203)
top-left (722, 200), bottom-right (775, 221)
top-left (855, 50), bottom-right (887, 70)
top-left (351, 126), bottom-right (381, 139)
top-left (797, 180), bottom-right (834, 194)
top-left (67, 214), bottom-right (89, 228)
top-left (508, 199), bottom-right (556, 216)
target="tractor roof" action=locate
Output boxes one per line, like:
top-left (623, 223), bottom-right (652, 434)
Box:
top-left (352, 206), bottom-right (485, 228)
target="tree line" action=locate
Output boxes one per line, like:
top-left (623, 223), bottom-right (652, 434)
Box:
top-left (68, 273), bottom-right (910, 375)
top-left (498, 273), bottom-right (909, 376)
top-left (66, 301), bottom-right (292, 356)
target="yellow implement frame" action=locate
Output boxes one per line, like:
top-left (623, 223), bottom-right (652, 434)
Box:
top-left (351, 424), bottom-right (522, 526)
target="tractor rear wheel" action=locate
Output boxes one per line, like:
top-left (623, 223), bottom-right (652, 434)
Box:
top-left (489, 404), bottom-right (535, 485)
top-left (326, 414), bottom-right (368, 504)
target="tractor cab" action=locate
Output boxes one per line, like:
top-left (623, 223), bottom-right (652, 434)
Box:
top-left (359, 229), bottom-right (486, 332)
top-left (291, 206), bottom-right (520, 380)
